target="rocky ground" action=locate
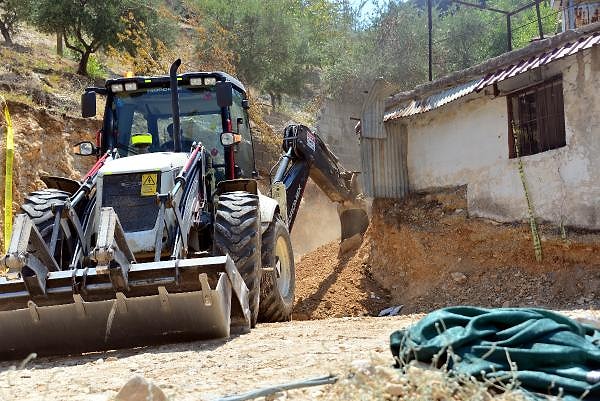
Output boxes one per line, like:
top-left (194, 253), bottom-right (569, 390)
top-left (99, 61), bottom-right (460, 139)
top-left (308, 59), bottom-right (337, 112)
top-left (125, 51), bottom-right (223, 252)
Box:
top-left (1, 310), bottom-right (597, 401)
top-left (0, 316), bottom-right (419, 401)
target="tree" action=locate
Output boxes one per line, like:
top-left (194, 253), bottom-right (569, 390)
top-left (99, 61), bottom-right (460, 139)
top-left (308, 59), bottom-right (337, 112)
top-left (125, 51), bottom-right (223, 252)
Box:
top-left (0, 0), bottom-right (32, 44)
top-left (194, 0), bottom-right (347, 107)
top-left (33, 0), bottom-right (172, 76)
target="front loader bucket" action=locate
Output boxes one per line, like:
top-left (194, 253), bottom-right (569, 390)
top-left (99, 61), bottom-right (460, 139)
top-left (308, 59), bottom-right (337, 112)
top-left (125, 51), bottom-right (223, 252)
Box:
top-left (0, 256), bottom-right (250, 360)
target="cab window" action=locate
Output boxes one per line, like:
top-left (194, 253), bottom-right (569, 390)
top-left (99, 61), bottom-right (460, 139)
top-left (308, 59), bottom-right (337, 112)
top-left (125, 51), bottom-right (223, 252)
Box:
top-left (230, 90), bottom-right (254, 177)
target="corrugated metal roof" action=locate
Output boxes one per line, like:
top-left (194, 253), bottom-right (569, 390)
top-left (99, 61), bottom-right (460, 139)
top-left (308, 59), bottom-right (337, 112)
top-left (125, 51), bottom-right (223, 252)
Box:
top-left (384, 79), bottom-right (481, 121)
top-left (385, 30), bottom-right (600, 121)
top-left (475, 31), bottom-right (600, 90)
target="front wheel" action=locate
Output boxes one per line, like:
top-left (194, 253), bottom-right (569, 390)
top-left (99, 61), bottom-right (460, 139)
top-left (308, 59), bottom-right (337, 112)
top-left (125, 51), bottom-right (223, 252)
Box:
top-left (258, 217), bottom-right (295, 322)
top-left (213, 191), bottom-right (261, 327)
top-left (19, 189), bottom-right (73, 269)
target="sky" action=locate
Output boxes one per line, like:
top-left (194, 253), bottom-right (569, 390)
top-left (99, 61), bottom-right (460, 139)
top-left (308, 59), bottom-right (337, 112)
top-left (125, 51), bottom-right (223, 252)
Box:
top-left (349, 0), bottom-right (380, 21)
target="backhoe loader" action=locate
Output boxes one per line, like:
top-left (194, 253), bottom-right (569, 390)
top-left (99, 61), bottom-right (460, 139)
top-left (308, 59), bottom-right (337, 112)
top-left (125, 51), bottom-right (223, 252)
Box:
top-left (0, 60), bottom-right (368, 359)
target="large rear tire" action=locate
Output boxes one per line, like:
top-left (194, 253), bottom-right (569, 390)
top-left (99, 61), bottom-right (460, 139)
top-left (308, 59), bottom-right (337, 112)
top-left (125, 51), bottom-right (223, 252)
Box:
top-left (213, 191), bottom-right (261, 327)
top-left (258, 217), bottom-right (295, 322)
top-left (19, 189), bottom-right (72, 268)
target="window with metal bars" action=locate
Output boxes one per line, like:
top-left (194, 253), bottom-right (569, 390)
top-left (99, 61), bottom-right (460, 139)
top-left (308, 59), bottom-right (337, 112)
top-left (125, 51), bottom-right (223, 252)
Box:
top-left (507, 76), bottom-right (566, 158)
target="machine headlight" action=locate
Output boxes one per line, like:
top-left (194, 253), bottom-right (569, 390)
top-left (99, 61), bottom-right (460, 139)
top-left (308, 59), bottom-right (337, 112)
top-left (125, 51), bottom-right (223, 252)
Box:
top-left (204, 77), bottom-right (217, 85)
top-left (124, 82), bottom-right (137, 91)
top-left (111, 84), bottom-right (124, 92)
top-left (220, 132), bottom-right (242, 146)
top-left (190, 77), bottom-right (203, 86)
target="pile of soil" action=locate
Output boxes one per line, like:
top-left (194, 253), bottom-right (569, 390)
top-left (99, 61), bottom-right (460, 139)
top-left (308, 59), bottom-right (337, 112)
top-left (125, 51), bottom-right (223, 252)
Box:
top-left (294, 187), bottom-right (600, 318)
top-left (293, 240), bottom-right (390, 320)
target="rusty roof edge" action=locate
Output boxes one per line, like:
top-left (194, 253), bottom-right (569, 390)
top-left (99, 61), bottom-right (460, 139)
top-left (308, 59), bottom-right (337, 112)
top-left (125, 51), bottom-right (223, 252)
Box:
top-left (385, 21), bottom-right (600, 111)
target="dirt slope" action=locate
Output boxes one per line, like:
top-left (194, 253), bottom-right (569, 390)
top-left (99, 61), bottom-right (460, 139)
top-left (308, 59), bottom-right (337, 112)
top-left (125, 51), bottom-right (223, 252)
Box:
top-left (0, 101), bottom-right (99, 249)
top-left (294, 187), bottom-right (600, 318)
top-left (294, 241), bottom-right (390, 320)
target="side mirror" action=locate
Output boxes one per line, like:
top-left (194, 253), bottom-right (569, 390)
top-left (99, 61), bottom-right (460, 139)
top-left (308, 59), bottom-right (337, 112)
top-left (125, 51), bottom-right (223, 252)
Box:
top-left (73, 141), bottom-right (96, 156)
top-left (81, 91), bottom-right (96, 118)
top-left (241, 99), bottom-right (250, 109)
top-left (216, 81), bottom-right (233, 108)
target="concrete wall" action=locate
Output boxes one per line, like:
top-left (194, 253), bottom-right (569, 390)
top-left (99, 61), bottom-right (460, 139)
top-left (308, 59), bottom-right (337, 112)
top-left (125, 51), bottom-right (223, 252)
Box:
top-left (316, 99), bottom-right (361, 171)
top-left (402, 47), bottom-right (600, 229)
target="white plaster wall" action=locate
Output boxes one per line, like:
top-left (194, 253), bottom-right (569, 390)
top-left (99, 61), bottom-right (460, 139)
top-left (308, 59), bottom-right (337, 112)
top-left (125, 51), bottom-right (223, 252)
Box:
top-left (407, 95), bottom-right (508, 189)
top-left (404, 47), bottom-right (600, 229)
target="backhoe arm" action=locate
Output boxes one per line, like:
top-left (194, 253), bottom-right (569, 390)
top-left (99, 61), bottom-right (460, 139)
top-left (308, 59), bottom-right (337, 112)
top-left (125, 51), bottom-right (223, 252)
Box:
top-left (271, 124), bottom-right (368, 240)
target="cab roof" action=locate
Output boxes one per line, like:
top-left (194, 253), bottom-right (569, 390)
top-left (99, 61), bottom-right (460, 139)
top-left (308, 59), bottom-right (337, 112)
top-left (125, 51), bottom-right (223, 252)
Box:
top-left (105, 71), bottom-right (246, 95)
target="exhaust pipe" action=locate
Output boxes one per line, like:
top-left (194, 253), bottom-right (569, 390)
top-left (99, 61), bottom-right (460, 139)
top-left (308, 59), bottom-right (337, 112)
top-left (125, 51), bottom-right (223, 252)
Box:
top-left (169, 59), bottom-right (182, 153)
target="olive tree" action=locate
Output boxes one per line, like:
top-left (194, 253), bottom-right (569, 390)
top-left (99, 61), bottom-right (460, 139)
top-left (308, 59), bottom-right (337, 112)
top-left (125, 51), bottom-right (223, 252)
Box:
top-left (34, 0), bottom-right (171, 76)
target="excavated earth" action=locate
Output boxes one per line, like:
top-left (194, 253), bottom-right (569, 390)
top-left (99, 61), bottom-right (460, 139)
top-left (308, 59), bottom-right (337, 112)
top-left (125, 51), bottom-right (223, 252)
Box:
top-left (294, 186), bottom-right (600, 318)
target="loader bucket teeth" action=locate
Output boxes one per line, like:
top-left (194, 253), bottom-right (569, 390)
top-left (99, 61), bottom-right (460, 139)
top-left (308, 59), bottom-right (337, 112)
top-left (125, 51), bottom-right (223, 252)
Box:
top-left (0, 256), bottom-right (250, 360)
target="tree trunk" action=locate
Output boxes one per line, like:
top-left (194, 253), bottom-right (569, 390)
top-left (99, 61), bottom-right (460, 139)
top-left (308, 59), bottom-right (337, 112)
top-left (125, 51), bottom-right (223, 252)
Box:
top-left (77, 50), bottom-right (91, 76)
top-left (269, 93), bottom-right (276, 110)
top-left (0, 24), bottom-right (12, 45)
top-left (56, 33), bottom-right (63, 56)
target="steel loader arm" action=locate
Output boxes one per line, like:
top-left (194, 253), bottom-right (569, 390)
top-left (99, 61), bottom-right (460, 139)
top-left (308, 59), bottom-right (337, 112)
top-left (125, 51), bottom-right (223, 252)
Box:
top-left (270, 124), bottom-right (368, 240)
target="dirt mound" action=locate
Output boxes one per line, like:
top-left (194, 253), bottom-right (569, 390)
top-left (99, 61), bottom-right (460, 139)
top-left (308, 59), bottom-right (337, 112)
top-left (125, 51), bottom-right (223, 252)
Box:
top-left (366, 188), bottom-right (600, 313)
top-left (294, 187), bottom-right (600, 318)
top-left (293, 239), bottom-right (390, 320)
top-left (0, 101), bottom-right (98, 249)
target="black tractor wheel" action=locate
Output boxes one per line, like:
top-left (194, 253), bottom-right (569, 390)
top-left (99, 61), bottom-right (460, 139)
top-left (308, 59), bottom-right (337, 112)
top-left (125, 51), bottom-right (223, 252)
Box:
top-left (213, 191), bottom-right (261, 327)
top-left (19, 189), bottom-right (72, 268)
top-left (258, 217), bottom-right (295, 322)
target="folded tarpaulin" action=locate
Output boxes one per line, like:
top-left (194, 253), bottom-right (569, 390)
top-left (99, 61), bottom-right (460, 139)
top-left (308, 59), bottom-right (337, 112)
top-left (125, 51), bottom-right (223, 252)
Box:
top-left (391, 307), bottom-right (600, 400)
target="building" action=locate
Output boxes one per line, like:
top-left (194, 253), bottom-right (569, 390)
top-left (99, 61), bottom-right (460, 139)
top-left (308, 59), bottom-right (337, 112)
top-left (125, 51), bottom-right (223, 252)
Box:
top-left (359, 22), bottom-right (600, 229)
top-left (552, 0), bottom-right (600, 31)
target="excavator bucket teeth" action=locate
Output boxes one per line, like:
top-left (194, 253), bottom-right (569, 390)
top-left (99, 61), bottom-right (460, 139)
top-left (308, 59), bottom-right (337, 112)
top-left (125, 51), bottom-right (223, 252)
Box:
top-left (339, 208), bottom-right (370, 240)
top-left (0, 256), bottom-right (250, 360)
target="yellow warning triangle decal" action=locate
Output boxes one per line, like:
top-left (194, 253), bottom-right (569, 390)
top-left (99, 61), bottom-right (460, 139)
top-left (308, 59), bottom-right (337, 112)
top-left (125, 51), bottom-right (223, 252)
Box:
top-left (143, 175), bottom-right (156, 185)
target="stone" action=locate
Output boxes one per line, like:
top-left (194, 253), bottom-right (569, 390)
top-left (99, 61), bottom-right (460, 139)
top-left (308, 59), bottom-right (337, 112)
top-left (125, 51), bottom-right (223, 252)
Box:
top-left (385, 383), bottom-right (405, 397)
top-left (115, 376), bottom-right (168, 401)
top-left (339, 234), bottom-right (363, 255)
top-left (450, 272), bottom-right (467, 284)
top-left (351, 359), bottom-right (374, 374)
top-left (378, 305), bottom-right (404, 317)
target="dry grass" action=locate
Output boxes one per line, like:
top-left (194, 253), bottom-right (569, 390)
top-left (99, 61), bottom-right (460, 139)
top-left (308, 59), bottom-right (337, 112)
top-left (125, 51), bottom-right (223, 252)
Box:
top-left (320, 357), bottom-right (532, 401)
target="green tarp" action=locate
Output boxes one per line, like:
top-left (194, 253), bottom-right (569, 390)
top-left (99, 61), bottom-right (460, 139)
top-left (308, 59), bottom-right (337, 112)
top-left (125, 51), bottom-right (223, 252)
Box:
top-left (391, 307), bottom-right (600, 400)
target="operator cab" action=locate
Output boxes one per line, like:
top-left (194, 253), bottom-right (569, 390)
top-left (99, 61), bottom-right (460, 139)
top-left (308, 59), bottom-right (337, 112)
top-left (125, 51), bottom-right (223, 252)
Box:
top-left (81, 71), bottom-right (255, 181)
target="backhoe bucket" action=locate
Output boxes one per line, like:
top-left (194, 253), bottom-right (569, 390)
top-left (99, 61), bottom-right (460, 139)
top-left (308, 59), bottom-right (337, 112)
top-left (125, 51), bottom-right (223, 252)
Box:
top-left (339, 206), bottom-right (370, 240)
top-left (0, 256), bottom-right (250, 360)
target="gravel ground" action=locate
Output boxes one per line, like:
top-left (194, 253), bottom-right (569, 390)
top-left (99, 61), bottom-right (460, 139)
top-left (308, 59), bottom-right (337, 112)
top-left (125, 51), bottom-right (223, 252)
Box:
top-left (0, 316), bottom-right (422, 401)
top-left (2, 310), bottom-right (597, 401)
